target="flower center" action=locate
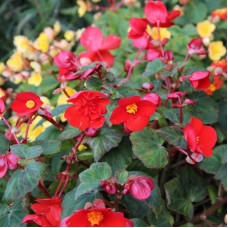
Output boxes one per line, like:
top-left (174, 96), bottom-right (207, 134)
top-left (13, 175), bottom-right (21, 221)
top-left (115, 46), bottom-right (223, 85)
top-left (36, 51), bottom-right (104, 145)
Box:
top-left (126, 103), bottom-right (138, 114)
top-left (25, 100), bottom-right (36, 109)
top-left (209, 84), bottom-right (216, 92)
top-left (196, 136), bottom-right (200, 144)
top-left (87, 210), bottom-right (104, 226)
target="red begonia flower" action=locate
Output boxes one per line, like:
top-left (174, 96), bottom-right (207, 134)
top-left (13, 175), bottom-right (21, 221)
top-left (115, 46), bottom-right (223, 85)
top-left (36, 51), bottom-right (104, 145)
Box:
top-left (11, 92), bottom-right (43, 116)
top-left (145, 1), bottom-right (180, 27)
top-left (128, 18), bottom-right (148, 39)
top-left (0, 152), bottom-right (19, 178)
top-left (184, 117), bottom-right (217, 157)
top-left (123, 175), bottom-right (154, 200)
top-left (79, 27), bottom-right (121, 67)
top-left (211, 59), bottom-right (227, 77)
top-left (143, 93), bottom-right (162, 107)
top-left (110, 96), bottom-right (156, 132)
top-left (61, 208), bottom-right (133, 227)
top-left (131, 33), bottom-right (150, 50)
top-left (22, 197), bottom-right (62, 227)
top-left (187, 38), bottom-right (207, 56)
top-left (54, 51), bottom-right (79, 81)
top-left (203, 76), bottom-right (224, 95)
top-left (211, 8), bottom-right (227, 21)
top-left (64, 91), bottom-right (110, 130)
top-left (189, 71), bottom-right (211, 90)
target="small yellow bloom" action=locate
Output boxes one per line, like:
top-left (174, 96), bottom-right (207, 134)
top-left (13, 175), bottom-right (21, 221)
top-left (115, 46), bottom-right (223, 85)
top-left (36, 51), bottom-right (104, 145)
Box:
top-left (150, 27), bottom-right (171, 40)
top-left (0, 62), bottom-right (5, 75)
top-left (197, 20), bottom-right (215, 38)
top-left (78, 144), bottom-right (87, 152)
top-left (28, 72), bottom-right (42, 86)
top-left (92, 0), bottom-right (101, 2)
top-left (64, 30), bottom-right (76, 41)
top-left (77, 0), bottom-right (88, 17)
top-left (40, 96), bottom-right (51, 107)
top-left (14, 36), bottom-right (30, 53)
top-left (35, 32), bottom-right (49, 53)
top-left (0, 88), bottom-right (6, 98)
top-left (30, 61), bottom-right (41, 72)
top-left (54, 21), bottom-right (61, 35)
top-left (208, 41), bottom-right (226, 61)
top-left (6, 52), bottom-right (25, 72)
top-left (57, 87), bottom-right (76, 106)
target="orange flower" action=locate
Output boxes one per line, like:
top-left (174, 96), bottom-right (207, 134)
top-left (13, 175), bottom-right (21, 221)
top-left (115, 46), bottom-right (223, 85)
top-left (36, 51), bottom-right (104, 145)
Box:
top-left (203, 76), bottom-right (224, 95)
top-left (211, 8), bottom-right (227, 21)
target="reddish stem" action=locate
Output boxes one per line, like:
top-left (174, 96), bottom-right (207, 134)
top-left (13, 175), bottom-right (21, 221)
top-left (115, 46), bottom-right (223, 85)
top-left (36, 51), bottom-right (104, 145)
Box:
top-left (156, 21), bottom-right (165, 57)
top-left (62, 88), bottom-right (70, 98)
top-left (0, 114), bottom-right (20, 144)
top-left (39, 113), bottom-right (64, 131)
top-left (126, 50), bottom-right (141, 80)
top-left (24, 115), bottom-right (33, 142)
top-left (38, 181), bottom-right (51, 198)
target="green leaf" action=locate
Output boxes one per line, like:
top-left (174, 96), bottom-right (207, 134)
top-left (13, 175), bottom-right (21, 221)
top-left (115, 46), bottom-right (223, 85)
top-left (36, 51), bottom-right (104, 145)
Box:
top-left (84, 77), bottom-right (102, 91)
top-left (33, 140), bottom-right (61, 155)
top-left (102, 137), bottom-right (133, 172)
top-left (164, 167), bottom-right (207, 218)
top-left (75, 162), bottom-right (112, 199)
top-left (10, 144), bottom-right (43, 159)
top-left (143, 59), bottom-right (165, 77)
top-left (187, 92), bottom-right (218, 124)
top-left (215, 163), bottom-right (227, 189)
top-left (115, 169), bottom-right (128, 185)
top-left (199, 145), bottom-right (227, 174)
top-left (4, 162), bottom-right (44, 200)
top-left (185, 0), bottom-right (208, 23)
top-left (157, 126), bottom-right (187, 149)
top-left (85, 126), bottom-right (123, 162)
top-left (0, 135), bottom-right (10, 154)
top-left (58, 124), bottom-right (81, 141)
top-left (62, 188), bottom-right (103, 218)
top-left (0, 200), bottom-right (26, 227)
top-left (130, 128), bottom-right (168, 169)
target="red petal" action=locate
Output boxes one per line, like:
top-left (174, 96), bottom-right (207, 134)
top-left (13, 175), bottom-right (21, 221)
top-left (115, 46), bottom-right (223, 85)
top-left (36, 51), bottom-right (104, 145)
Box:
top-left (184, 124), bottom-right (197, 152)
top-left (190, 71), bottom-right (210, 80)
top-left (197, 77), bottom-right (211, 89)
top-left (136, 100), bottom-right (156, 116)
top-left (22, 214), bottom-right (52, 227)
top-left (89, 116), bottom-right (105, 129)
top-left (125, 116), bottom-right (149, 132)
top-left (197, 145), bottom-right (213, 157)
top-left (129, 18), bottom-right (148, 34)
top-left (118, 96), bottom-right (141, 106)
top-left (132, 33), bottom-right (149, 49)
top-left (80, 27), bottom-right (103, 51)
top-left (101, 35), bottom-right (121, 50)
top-left (97, 50), bottom-right (115, 67)
top-left (0, 157), bottom-right (8, 178)
top-left (0, 97), bottom-right (5, 113)
top-left (189, 117), bottom-right (204, 136)
top-left (6, 153), bottom-right (18, 170)
top-left (166, 10), bottom-right (181, 21)
top-left (145, 1), bottom-right (168, 24)
top-left (110, 106), bottom-right (128, 124)
top-left (199, 126), bottom-right (217, 149)
top-left (130, 181), bottom-right (152, 200)
top-left (146, 49), bottom-right (161, 61)
top-left (64, 106), bottom-right (89, 130)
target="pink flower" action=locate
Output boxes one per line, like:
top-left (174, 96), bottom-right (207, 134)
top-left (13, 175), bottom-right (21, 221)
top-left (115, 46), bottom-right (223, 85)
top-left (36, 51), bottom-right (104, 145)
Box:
top-left (187, 38), bottom-right (207, 56)
top-left (143, 93), bottom-right (162, 107)
top-left (0, 96), bottom-right (5, 113)
top-left (123, 175), bottom-right (154, 200)
top-left (189, 71), bottom-right (211, 90)
top-left (0, 152), bottom-right (19, 178)
top-left (146, 48), bottom-right (161, 61)
top-left (79, 27), bottom-right (121, 67)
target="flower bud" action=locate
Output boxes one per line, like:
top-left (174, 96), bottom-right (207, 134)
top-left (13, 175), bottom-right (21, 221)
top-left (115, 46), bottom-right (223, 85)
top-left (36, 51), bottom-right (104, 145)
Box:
top-left (186, 153), bottom-right (203, 164)
top-left (183, 99), bottom-right (196, 106)
top-left (85, 128), bottom-right (98, 137)
top-left (123, 175), bottom-right (154, 200)
top-left (143, 93), bottom-right (161, 107)
top-left (6, 152), bottom-right (19, 170)
top-left (100, 177), bottom-right (118, 194)
top-left (142, 82), bottom-right (154, 91)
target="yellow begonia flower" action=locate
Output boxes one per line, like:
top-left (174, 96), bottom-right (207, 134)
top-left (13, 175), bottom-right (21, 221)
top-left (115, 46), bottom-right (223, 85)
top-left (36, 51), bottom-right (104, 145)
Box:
top-left (54, 21), bottom-right (61, 35)
top-left (150, 27), bottom-right (171, 40)
top-left (35, 32), bottom-right (49, 53)
top-left (78, 144), bottom-right (87, 152)
top-left (6, 52), bottom-right (25, 72)
top-left (40, 96), bottom-right (51, 107)
top-left (30, 61), bottom-right (41, 72)
top-left (0, 88), bottom-right (6, 98)
top-left (28, 72), bottom-right (42, 86)
top-left (197, 20), bottom-right (215, 38)
top-left (57, 87), bottom-right (76, 106)
top-left (49, 49), bottom-right (60, 58)
top-left (92, 0), bottom-right (101, 2)
top-left (64, 30), bottom-right (76, 41)
top-left (14, 36), bottom-right (30, 53)
top-left (0, 62), bottom-right (5, 75)
top-left (77, 0), bottom-right (88, 17)
top-left (208, 41), bottom-right (226, 61)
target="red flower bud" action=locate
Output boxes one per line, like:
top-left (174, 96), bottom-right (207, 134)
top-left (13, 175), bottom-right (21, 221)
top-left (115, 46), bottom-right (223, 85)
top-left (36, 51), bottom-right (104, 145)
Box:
top-left (189, 71), bottom-right (210, 90)
top-left (100, 177), bottom-right (117, 194)
top-left (85, 128), bottom-right (99, 137)
top-left (123, 175), bottom-right (154, 200)
top-left (143, 93), bottom-right (162, 107)
top-left (142, 82), bottom-right (154, 91)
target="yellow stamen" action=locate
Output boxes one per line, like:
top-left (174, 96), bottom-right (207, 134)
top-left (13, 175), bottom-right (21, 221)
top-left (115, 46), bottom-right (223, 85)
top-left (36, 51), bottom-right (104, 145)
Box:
top-left (126, 103), bottom-right (138, 114)
top-left (26, 100), bottom-right (35, 109)
top-left (196, 136), bottom-right (200, 143)
top-left (209, 84), bottom-right (216, 92)
top-left (87, 210), bottom-right (104, 226)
